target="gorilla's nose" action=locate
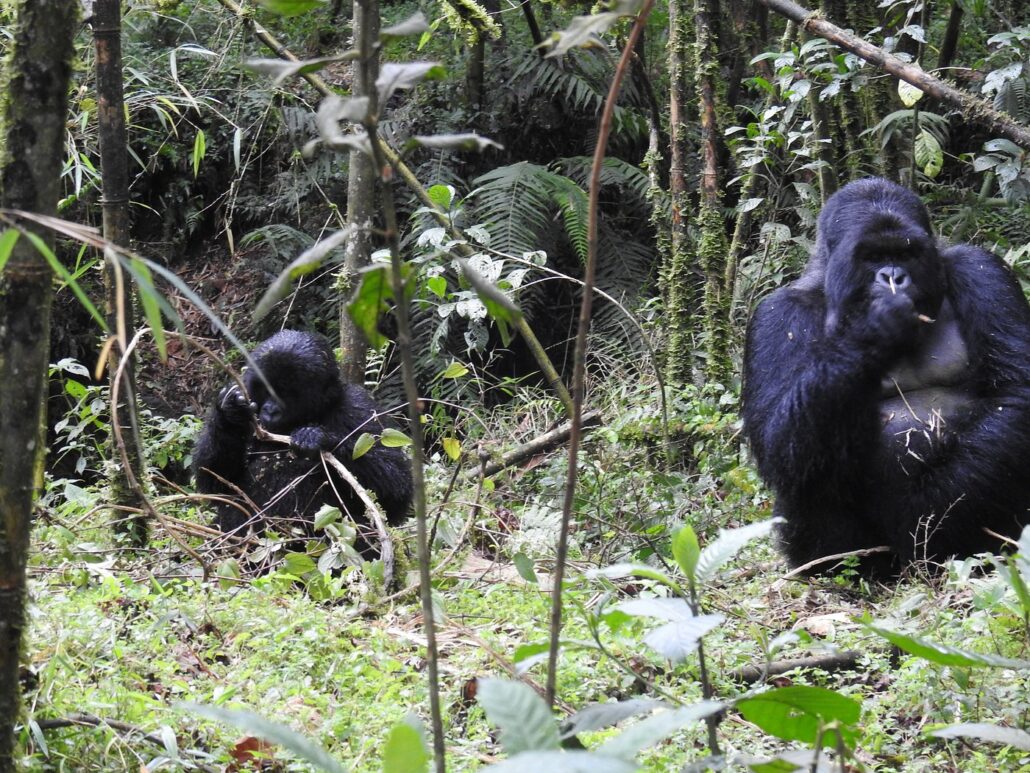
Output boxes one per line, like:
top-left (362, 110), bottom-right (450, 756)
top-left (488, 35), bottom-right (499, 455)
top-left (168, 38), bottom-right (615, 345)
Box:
top-left (876, 266), bottom-right (910, 291)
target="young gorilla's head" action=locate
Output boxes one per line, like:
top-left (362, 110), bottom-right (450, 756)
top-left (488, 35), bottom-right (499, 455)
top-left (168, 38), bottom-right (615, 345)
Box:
top-left (242, 330), bottom-right (344, 433)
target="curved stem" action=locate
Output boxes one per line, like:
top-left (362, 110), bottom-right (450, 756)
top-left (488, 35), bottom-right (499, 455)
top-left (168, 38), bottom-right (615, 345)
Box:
top-left (545, 0), bottom-right (657, 708)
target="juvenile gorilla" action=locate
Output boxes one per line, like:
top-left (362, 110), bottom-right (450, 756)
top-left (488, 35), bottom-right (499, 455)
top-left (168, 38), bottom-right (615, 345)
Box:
top-left (193, 330), bottom-right (412, 540)
top-left (743, 178), bottom-right (1030, 575)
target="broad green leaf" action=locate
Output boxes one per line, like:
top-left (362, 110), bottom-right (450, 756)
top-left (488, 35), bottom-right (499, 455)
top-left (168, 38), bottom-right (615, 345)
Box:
top-left (736, 686), bottom-right (861, 745)
top-left (865, 623), bottom-right (1030, 669)
top-left (381, 428), bottom-right (412, 448)
top-left (348, 264), bottom-right (395, 349)
top-left (489, 751), bottom-right (635, 773)
top-left (695, 518), bottom-right (781, 585)
top-left (346, 262), bottom-right (414, 350)
top-left (352, 432), bottom-right (376, 460)
top-left (512, 552), bottom-right (538, 584)
top-left (897, 78), bottom-right (924, 106)
top-left (513, 642), bottom-right (550, 669)
top-left (179, 703), bottom-right (345, 773)
top-left (426, 184), bottom-right (454, 210)
top-left (216, 559), bottom-right (240, 590)
top-left (255, 228), bottom-right (353, 321)
top-left (283, 552), bottom-right (317, 576)
top-left (442, 436), bottom-right (461, 461)
top-left (441, 361), bottom-right (468, 379)
top-left (561, 699), bottom-right (664, 739)
top-left (382, 720), bottom-right (430, 772)
top-left (381, 12), bottom-right (430, 40)
top-left (426, 275), bottom-right (447, 298)
top-left (476, 678), bottom-right (560, 755)
top-left (671, 525), bottom-right (700, 582)
top-left (915, 129), bottom-right (943, 179)
top-left (313, 505), bottom-right (341, 531)
top-left (256, 0), bottom-right (325, 16)
top-left (930, 722), bottom-right (1030, 750)
top-left (642, 616), bottom-right (724, 663)
top-left (0, 229), bottom-right (19, 274)
top-left (599, 701), bottom-right (723, 759)
top-left (192, 129), bottom-right (206, 178)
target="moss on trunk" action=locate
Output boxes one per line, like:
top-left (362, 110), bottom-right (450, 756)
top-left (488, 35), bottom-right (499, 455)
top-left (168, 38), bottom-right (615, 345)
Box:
top-left (0, 1), bottom-right (78, 767)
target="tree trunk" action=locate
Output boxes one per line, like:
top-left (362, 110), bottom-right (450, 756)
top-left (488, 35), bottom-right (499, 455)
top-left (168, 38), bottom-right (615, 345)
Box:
top-left (339, 0), bottom-right (380, 384)
top-left (695, 0), bottom-right (731, 383)
top-left (937, 1), bottom-right (963, 71)
top-left (94, 0), bottom-right (148, 545)
top-left (0, 1), bottom-right (78, 767)
top-left (662, 0), bottom-right (698, 386)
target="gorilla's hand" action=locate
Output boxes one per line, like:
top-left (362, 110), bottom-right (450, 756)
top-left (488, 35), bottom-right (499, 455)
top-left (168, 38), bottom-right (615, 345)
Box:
top-left (217, 385), bottom-right (257, 427)
top-left (290, 426), bottom-right (333, 456)
top-left (862, 286), bottom-right (919, 350)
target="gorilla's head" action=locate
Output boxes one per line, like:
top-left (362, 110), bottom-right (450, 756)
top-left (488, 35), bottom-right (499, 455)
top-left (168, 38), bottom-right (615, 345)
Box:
top-left (807, 179), bottom-right (945, 334)
top-left (243, 330), bottom-right (344, 433)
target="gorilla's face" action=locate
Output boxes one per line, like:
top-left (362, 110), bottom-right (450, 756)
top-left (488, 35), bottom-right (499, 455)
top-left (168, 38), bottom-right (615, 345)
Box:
top-left (244, 331), bottom-right (344, 434)
top-left (823, 212), bottom-right (945, 335)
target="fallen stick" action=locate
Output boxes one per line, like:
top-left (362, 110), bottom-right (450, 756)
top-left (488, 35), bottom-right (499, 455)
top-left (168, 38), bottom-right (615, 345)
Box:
top-left (463, 409), bottom-right (602, 481)
top-left (730, 650), bottom-right (862, 684)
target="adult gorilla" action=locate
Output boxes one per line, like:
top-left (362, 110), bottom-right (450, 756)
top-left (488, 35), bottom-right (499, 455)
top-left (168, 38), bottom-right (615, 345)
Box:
top-left (193, 330), bottom-right (412, 540)
top-left (743, 178), bottom-right (1030, 575)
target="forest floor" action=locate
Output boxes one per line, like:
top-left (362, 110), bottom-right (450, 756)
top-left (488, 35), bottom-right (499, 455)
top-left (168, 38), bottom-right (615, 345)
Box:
top-left (23, 447), bottom-right (1030, 771)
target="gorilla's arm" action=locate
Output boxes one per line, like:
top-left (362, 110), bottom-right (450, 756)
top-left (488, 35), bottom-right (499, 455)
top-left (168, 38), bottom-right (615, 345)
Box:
top-left (743, 289), bottom-right (891, 495)
top-left (291, 384), bottom-right (413, 525)
top-left (881, 246), bottom-right (1030, 559)
top-left (192, 385), bottom-right (255, 499)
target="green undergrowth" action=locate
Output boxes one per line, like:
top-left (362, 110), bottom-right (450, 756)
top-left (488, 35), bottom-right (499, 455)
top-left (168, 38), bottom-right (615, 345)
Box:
top-left (22, 383), bottom-right (1030, 771)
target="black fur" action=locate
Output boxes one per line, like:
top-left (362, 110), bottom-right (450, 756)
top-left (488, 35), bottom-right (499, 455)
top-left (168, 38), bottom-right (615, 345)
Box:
top-left (742, 178), bottom-right (1030, 574)
top-left (193, 330), bottom-right (413, 539)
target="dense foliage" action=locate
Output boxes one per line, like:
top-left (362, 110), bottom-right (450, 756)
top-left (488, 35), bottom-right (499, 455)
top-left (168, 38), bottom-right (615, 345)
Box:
top-left (5, 0), bottom-right (1030, 770)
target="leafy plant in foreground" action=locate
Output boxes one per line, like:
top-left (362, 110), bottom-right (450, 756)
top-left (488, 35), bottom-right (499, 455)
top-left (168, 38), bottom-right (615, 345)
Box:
top-left (470, 519), bottom-right (863, 769)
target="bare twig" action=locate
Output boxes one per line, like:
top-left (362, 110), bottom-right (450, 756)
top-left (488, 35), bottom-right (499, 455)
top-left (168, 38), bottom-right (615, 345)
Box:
top-left (463, 409), bottom-right (601, 481)
top-left (777, 545), bottom-right (892, 581)
top-left (253, 426), bottom-right (395, 589)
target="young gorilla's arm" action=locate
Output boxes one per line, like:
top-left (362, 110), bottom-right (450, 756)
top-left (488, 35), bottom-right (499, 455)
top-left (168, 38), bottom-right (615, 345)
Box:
top-left (192, 385), bottom-right (257, 530)
top-left (286, 384), bottom-right (413, 525)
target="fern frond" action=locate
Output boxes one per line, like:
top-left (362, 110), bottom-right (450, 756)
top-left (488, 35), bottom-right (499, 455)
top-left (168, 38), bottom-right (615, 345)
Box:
top-left (240, 224), bottom-right (316, 260)
top-left (467, 162), bottom-right (567, 255)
